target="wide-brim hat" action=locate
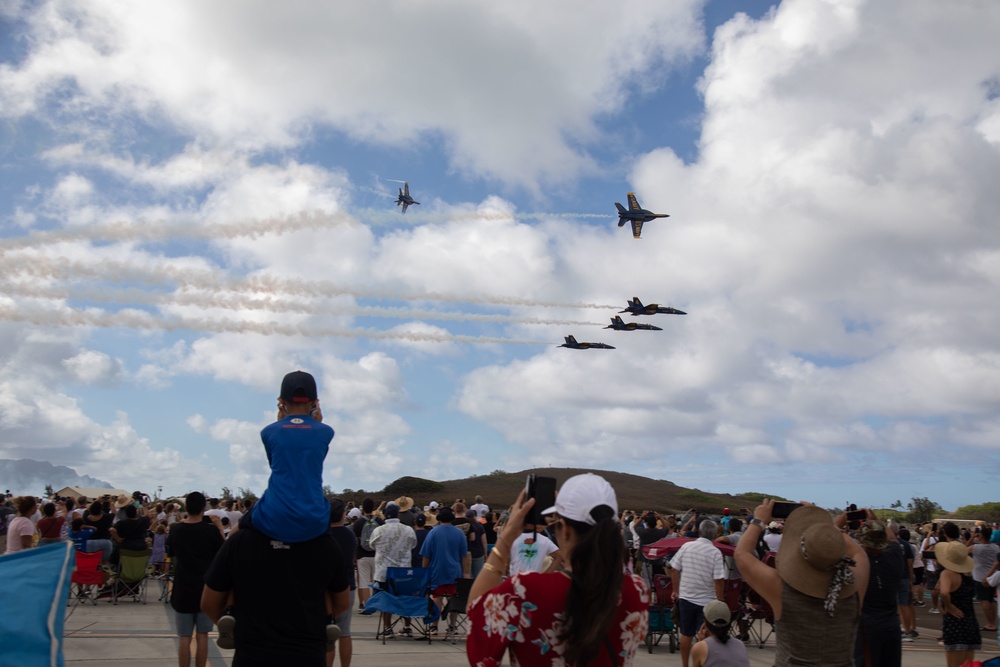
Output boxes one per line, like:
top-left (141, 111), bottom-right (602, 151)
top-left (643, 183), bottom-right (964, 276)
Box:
top-left (776, 505), bottom-right (857, 601)
top-left (935, 540), bottom-right (973, 573)
top-left (396, 496), bottom-right (414, 512)
top-left (114, 494), bottom-right (131, 509)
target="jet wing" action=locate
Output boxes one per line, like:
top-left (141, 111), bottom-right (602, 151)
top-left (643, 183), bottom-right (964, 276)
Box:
top-left (627, 192), bottom-right (640, 211)
top-left (400, 201), bottom-right (409, 214)
top-left (403, 182), bottom-right (410, 197)
top-left (631, 219), bottom-right (643, 239)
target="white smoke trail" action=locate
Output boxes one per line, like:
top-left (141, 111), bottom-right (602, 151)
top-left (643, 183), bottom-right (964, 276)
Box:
top-left (0, 211), bottom-right (363, 251)
top-left (0, 280), bottom-right (605, 327)
top-left (1, 253), bottom-right (620, 310)
top-left (0, 206), bottom-right (614, 249)
top-left (0, 304), bottom-right (553, 345)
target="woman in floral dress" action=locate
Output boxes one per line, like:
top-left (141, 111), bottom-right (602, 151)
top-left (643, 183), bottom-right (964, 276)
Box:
top-left (466, 474), bottom-right (649, 666)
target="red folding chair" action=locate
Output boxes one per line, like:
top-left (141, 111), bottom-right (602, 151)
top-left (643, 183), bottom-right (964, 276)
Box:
top-left (66, 550), bottom-right (105, 617)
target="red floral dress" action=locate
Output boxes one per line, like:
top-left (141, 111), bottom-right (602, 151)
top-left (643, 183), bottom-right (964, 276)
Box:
top-left (467, 571), bottom-right (649, 666)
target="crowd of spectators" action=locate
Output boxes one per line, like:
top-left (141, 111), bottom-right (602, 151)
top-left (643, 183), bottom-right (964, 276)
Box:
top-left (3, 485), bottom-right (998, 666)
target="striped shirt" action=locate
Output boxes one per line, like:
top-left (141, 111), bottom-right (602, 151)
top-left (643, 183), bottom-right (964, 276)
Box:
top-left (672, 537), bottom-right (724, 606)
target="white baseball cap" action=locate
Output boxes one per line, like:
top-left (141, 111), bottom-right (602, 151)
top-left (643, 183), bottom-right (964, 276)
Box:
top-left (542, 473), bottom-right (618, 526)
top-left (428, 501), bottom-right (439, 509)
top-left (347, 508), bottom-right (362, 520)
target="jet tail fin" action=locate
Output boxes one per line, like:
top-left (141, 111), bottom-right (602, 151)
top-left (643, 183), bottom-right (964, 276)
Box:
top-left (615, 202), bottom-right (627, 214)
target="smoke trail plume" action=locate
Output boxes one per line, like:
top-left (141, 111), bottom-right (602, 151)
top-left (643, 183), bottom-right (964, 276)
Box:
top-left (0, 304), bottom-right (552, 345)
top-left (0, 279), bottom-right (605, 327)
top-left (2, 253), bottom-right (619, 310)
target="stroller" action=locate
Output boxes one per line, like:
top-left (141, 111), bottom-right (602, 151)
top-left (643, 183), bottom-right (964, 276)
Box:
top-left (640, 537), bottom-right (737, 653)
top-left (646, 574), bottom-right (678, 653)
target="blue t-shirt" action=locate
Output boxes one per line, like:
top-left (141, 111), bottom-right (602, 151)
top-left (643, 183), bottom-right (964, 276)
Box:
top-left (419, 523), bottom-right (468, 588)
top-left (70, 527), bottom-right (95, 552)
top-left (252, 414), bottom-right (334, 543)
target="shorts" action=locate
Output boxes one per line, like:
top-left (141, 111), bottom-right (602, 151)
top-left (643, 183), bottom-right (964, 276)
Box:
top-left (912, 567), bottom-right (924, 586)
top-left (175, 611), bottom-right (213, 637)
top-left (975, 581), bottom-right (996, 602)
top-left (357, 557), bottom-right (376, 589)
top-left (896, 578), bottom-right (912, 605)
top-left (334, 589), bottom-right (355, 637)
top-left (432, 584), bottom-right (456, 597)
top-left (924, 568), bottom-right (939, 590)
top-left (677, 598), bottom-right (705, 638)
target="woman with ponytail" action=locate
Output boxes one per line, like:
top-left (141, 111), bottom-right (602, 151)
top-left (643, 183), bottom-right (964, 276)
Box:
top-left (466, 474), bottom-right (649, 666)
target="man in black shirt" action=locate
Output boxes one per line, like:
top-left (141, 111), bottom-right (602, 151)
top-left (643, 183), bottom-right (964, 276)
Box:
top-left (202, 509), bottom-right (350, 666)
top-left (327, 499), bottom-right (357, 667)
top-left (167, 492), bottom-right (224, 667)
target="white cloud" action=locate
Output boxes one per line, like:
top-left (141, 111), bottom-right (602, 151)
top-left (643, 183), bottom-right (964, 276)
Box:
top-left (62, 349), bottom-right (122, 384)
top-left (1, 1), bottom-right (704, 189)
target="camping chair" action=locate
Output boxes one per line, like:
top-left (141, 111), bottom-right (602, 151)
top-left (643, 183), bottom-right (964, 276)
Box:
top-left (111, 548), bottom-right (151, 605)
top-left (744, 551), bottom-right (776, 648)
top-left (157, 556), bottom-right (174, 603)
top-left (723, 577), bottom-right (744, 621)
top-left (646, 574), bottom-right (678, 654)
top-left (442, 578), bottom-right (474, 643)
top-left (0, 541), bottom-right (74, 666)
top-left (66, 549), bottom-right (105, 617)
top-left (744, 586), bottom-right (775, 647)
top-left (363, 567), bottom-right (440, 644)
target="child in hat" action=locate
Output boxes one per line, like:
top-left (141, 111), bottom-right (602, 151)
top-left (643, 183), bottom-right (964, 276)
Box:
top-left (238, 370), bottom-right (334, 543)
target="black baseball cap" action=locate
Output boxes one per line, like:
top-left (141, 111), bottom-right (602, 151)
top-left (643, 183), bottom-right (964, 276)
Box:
top-left (280, 370), bottom-right (318, 403)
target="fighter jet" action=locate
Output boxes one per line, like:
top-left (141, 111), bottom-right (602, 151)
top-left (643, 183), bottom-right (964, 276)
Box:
top-left (614, 192), bottom-right (669, 239)
top-left (604, 315), bottom-right (662, 331)
top-left (619, 297), bottom-right (686, 316)
top-left (559, 335), bottom-right (615, 350)
top-left (395, 182), bottom-right (420, 214)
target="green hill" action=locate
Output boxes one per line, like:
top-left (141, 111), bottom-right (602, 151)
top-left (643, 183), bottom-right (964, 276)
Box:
top-left (337, 467), bottom-right (770, 517)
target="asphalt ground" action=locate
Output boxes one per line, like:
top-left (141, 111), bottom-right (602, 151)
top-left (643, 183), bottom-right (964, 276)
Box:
top-left (62, 582), bottom-right (1000, 666)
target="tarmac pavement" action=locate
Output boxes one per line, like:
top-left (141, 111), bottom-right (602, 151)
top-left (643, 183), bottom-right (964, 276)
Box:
top-left (62, 581), bottom-right (1000, 666)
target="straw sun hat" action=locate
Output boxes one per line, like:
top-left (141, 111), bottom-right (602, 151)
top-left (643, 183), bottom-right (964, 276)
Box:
top-left (775, 505), bottom-right (858, 614)
top-left (934, 540), bottom-right (974, 574)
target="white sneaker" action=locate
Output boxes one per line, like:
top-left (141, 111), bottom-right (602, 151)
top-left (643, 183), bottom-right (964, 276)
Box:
top-left (326, 624), bottom-right (341, 651)
top-left (216, 615), bottom-right (236, 650)
top-left (929, 607), bottom-right (940, 614)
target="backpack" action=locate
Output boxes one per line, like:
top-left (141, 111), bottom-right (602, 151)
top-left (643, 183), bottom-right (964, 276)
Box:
top-left (360, 516), bottom-right (379, 552)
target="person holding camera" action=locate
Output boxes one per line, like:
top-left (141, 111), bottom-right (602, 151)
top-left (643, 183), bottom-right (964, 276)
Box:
top-left (735, 499), bottom-right (869, 667)
top-left (466, 473), bottom-right (648, 667)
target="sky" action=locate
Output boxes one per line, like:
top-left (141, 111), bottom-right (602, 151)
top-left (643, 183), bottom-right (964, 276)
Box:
top-left (1, 0), bottom-right (998, 512)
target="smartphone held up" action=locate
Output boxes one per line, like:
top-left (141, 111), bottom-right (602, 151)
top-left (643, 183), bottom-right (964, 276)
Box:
top-left (524, 474), bottom-right (557, 531)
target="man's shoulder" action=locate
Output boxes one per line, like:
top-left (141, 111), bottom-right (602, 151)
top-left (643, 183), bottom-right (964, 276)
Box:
top-left (174, 519), bottom-right (220, 536)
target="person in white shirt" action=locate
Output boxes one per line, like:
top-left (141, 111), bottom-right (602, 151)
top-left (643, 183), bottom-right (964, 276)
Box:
top-left (204, 498), bottom-right (228, 521)
top-left (671, 519), bottom-right (725, 667)
top-left (469, 495), bottom-right (490, 519)
top-left (763, 521), bottom-right (783, 552)
top-left (508, 528), bottom-right (561, 575)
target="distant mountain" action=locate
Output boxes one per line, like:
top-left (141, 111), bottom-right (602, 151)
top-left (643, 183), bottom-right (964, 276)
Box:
top-left (0, 459), bottom-right (113, 497)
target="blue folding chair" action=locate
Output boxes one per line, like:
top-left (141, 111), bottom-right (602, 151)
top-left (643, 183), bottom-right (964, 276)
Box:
top-left (363, 567), bottom-right (440, 644)
top-left (0, 542), bottom-right (74, 667)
